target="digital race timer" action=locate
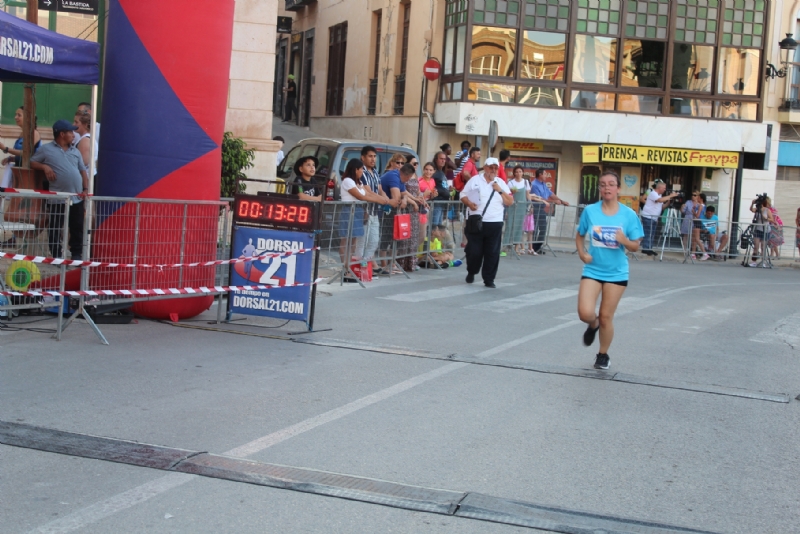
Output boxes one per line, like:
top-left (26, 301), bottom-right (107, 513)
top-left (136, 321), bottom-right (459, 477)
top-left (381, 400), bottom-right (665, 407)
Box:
top-left (233, 194), bottom-right (317, 230)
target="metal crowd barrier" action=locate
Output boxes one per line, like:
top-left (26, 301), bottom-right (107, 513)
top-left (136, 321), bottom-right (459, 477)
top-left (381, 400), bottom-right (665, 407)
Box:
top-left (0, 191), bottom-right (72, 332)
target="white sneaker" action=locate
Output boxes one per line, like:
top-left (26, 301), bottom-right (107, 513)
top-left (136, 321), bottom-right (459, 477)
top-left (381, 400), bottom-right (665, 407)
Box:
top-left (700, 254), bottom-right (710, 261)
top-left (691, 254), bottom-right (697, 259)
top-left (749, 262), bottom-right (758, 267)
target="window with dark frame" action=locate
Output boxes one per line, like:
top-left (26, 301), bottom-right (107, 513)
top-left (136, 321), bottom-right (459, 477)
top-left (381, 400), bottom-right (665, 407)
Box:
top-left (394, 2), bottom-right (411, 114)
top-left (326, 22), bottom-right (348, 116)
top-left (368, 11), bottom-right (381, 115)
top-left (438, 0), bottom-right (768, 122)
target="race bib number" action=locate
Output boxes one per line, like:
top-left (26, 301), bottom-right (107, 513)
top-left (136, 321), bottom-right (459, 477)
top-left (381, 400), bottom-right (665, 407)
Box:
top-left (591, 226), bottom-right (621, 249)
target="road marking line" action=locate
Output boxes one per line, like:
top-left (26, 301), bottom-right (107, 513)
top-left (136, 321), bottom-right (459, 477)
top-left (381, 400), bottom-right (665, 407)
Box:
top-left (28, 362), bottom-right (468, 534)
top-left (749, 312), bottom-right (800, 349)
top-left (555, 297), bottom-right (664, 321)
top-left (465, 287), bottom-right (576, 313)
top-left (378, 282), bottom-right (515, 302)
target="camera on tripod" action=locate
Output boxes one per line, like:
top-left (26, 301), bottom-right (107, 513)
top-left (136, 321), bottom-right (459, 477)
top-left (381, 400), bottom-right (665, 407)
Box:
top-left (666, 190), bottom-right (684, 204)
top-left (754, 192), bottom-right (768, 210)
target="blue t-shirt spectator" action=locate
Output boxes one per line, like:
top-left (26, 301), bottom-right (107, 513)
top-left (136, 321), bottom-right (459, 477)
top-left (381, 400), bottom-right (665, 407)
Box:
top-left (380, 169), bottom-right (406, 197)
top-left (577, 202), bottom-right (644, 282)
top-left (531, 178), bottom-right (552, 200)
top-left (703, 214), bottom-right (719, 234)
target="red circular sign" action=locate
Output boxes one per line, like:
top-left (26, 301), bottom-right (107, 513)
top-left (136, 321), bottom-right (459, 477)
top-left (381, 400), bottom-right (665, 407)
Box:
top-left (423, 58), bottom-right (442, 81)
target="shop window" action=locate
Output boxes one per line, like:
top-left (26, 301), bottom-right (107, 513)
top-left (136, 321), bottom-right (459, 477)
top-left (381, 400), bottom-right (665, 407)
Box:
top-left (671, 44), bottom-right (714, 92)
top-left (441, 82), bottom-right (464, 101)
top-left (721, 0), bottom-right (765, 47)
top-left (670, 98), bottom-right (713, 117)
top-left (717, 48), bottom-right (759, 96)
top-left (473, 0), bottom-right (519, 26)
top-left (326, 22), bottom-right (348, 116)
top-left (524, 0), bottom-right (570, 32)
top-left (471, 27), bottom-right (517, 78)
top-left (516, 86), bottom-right (563, 107)
top-left (468, 82), bottom-right (515, 103)
top-left (519, 31), bottom-right (566, 81)
top-left (575, 0), bottom-right (621, 35)
top-left (444, 27), bottom-right (455, 75)
top-left (675, 0), bottom-right (719, 45)
top-left (625, 0), bottom-right (670, 40)
top-left (620, 40), bottom-right (665, 89)
top-left (445, 0), bottom-right (468, 27)
top-left (617, 94), bottom-right (662, 113)
top-left (572, 35), bottom-right (617, 85)
top-left (442, 24), bottom-right (466, 77)
top-left (777, 166), bottom-right (800, 181)
top-left (714, 101), bottom-right (757, 120)
top-left (570, 90), bottom-right (616, 110)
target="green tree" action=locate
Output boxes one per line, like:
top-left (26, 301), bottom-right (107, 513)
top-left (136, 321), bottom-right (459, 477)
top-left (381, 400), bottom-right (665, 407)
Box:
top-left (220, 131), bottom-right (255, 198)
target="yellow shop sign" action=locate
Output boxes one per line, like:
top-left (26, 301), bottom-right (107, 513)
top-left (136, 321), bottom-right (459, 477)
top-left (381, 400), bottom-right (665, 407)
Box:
top-left (505, 141), bottom-right (544, 151)
top-left (581, 145), bottom-right (600, 163)
top-left (599, 144), bottom-right (739, 169)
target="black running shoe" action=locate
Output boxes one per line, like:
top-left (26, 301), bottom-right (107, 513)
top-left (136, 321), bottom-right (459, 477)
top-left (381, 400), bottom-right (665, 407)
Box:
top-left (466, 273), bottom-right (475, 284)
top-left (593, 353), bottom-right (610, 370)
top-left (583, 323), bottom-right (600, 346)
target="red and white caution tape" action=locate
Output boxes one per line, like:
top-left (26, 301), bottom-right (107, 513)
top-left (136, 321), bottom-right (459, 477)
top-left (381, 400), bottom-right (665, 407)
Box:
top-left (0, 247), bottom-right (318, 269)
top-left (0, 280), bottom-right (323, 298)
top-left (1, 188), bottom-right (64, 195)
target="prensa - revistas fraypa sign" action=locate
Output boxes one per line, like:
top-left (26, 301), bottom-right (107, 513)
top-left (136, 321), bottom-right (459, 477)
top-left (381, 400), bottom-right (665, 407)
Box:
top-left (582, 144), bottom-right (740, 169)
top-left (38, 0), bottom-right (99, 16)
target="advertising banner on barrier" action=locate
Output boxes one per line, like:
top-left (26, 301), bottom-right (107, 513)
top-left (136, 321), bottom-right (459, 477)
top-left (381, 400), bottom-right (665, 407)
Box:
top-left (229, 226), bottom-right (313, 321)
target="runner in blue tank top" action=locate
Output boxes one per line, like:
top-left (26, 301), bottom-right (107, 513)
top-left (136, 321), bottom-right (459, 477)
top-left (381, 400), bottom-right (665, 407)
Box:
top-left (576, 171), bottom-right (644, 370)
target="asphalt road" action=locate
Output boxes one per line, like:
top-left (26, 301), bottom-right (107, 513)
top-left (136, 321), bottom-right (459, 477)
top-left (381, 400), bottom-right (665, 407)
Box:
top-left (1, 252), bottom-right (799, 533)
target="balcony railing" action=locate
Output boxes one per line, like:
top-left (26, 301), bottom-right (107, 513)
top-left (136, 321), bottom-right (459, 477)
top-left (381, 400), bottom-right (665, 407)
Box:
top-left (285, 0), bottom-right (315, 11)
top-left (780, 98), bottom-right (800, 111)
top-left (393, 74), bottom-right (406, 115)
top-left (368, 79), bottom-right (378, 115)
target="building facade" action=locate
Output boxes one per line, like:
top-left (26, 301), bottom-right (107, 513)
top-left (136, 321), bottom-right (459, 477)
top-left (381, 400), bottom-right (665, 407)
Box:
top-left (0, 0), bottom-right (281, 182)
top-left (278, 0), bottom-right (799, 227)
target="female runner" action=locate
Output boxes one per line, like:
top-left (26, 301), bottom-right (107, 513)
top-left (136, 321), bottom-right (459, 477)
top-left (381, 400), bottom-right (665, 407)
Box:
top-left (576, 171), bottom-right (644, 370)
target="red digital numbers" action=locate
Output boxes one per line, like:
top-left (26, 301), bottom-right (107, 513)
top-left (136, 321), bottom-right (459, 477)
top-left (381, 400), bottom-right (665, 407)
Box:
top-left (236, 198), bottom-right (313, 227)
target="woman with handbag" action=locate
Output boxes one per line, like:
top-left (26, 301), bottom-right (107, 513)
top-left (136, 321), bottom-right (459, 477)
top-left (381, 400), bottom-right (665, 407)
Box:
top-left (576, 171), bottom-right (644, 370)
top-left (460, 157), bottom-right (513, 288)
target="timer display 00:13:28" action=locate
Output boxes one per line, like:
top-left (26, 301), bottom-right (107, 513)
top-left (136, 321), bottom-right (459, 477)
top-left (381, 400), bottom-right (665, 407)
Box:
top-left (237, 199), bottom-right (311, 225)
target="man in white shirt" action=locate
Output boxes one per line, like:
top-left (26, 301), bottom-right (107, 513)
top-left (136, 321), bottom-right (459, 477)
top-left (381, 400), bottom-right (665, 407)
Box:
top-left (460, 157), bottom-right (513, 288)
top-left (273, 136), bottom-right (285, 165)
top-left (640, 179), bottom-right (678, 256)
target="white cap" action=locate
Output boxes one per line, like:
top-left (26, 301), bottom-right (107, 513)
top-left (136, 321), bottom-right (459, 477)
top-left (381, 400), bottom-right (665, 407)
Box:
top-left (484, 157), bottom-right (500, 167)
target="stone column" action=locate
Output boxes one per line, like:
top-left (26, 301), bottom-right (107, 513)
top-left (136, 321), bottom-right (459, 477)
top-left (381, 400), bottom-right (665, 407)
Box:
top-left (227, 0), bottom-right (281, 185)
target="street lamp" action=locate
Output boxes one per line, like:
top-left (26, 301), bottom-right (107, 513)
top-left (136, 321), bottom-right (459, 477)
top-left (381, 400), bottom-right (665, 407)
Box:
top-left (765, 33), bottom-right (798, 79)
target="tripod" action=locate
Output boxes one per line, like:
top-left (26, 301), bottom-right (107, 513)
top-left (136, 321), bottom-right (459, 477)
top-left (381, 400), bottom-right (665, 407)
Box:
top-left (740, 214), bottom-right (772, 269)
top-left (657, 208), bottom-right (686, 262)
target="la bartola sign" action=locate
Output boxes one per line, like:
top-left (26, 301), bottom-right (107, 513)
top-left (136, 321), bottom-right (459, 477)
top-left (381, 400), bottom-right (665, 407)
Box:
top-left (38, 0), bottom-right (99, 16)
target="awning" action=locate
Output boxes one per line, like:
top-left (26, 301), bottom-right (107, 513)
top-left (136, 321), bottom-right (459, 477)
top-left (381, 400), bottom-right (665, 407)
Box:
top-left (581, 143), bottom-right (740, 169)
top-left (777, 141), bottom-right (800, 167)
top-left (0, 10), bottom-right (99, 85)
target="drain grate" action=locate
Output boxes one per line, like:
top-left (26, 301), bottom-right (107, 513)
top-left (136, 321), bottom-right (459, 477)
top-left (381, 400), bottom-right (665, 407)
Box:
top-left (1, 421), bottom-right (722, 534)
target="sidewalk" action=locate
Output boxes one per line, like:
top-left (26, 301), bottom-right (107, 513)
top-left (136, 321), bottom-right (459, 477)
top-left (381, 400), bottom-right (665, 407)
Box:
top-left (271, 115), bottom-right (322, 153)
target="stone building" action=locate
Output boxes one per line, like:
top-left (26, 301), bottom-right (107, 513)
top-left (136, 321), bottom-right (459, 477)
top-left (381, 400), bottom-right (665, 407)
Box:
top-left (277, 0), bottom-right (800, 229)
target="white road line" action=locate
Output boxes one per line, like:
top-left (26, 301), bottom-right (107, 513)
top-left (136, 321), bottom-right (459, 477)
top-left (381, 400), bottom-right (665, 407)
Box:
top-left (749, 312), bottom-right (800, 348)
top-left (555, 297), bottom-right (664, 321)
top-left (377, 282), bottom-right (515, 302)
top-left (654, 306), bottom-right (736, 335)
top-left (28, 362), bottom-right (468, 534)
top-left (465, 287), bottom-right (577, 313)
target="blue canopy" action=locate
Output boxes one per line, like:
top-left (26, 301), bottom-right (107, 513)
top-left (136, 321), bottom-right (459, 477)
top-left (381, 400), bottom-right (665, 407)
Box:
top-left (0, 10), bottom-right (99, 85)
